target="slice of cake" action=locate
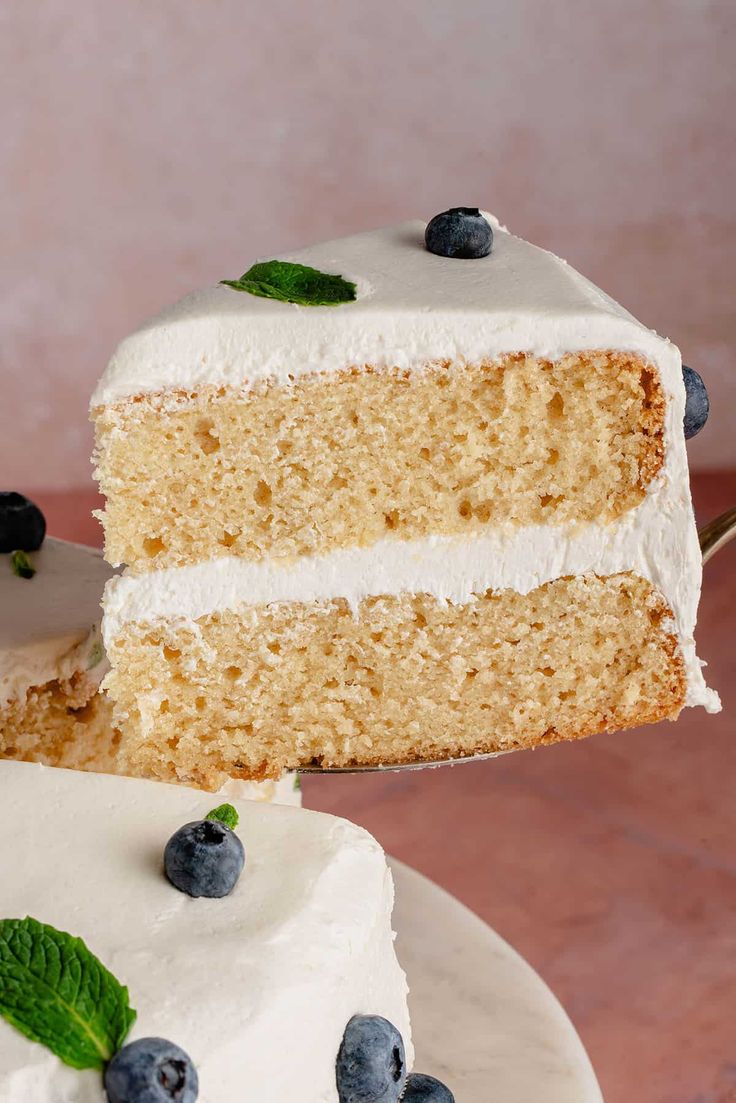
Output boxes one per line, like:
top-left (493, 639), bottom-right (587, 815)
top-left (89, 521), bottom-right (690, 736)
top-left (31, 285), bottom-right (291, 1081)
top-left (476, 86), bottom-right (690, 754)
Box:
top-left (91, 210), bottom-right (720, 785)
top-left (0, 514), bottom-right (299, 803)
top-left (0, 531), bottom-right (116, 772)
top-left (0, 759), bottom-right (412, 1100)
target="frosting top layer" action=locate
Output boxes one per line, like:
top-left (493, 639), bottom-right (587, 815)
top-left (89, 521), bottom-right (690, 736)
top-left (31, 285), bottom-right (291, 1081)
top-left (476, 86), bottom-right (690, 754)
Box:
top-left (93, 217), bottom-right (675, 405)
top-left (0, 761), bottom-right (410, 1102)
top-left (0, 539), bottom-right (113, 705)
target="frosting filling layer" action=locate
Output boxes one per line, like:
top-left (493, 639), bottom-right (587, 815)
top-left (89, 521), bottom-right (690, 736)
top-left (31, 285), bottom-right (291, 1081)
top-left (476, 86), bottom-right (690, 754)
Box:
top-left (103, 505), bottom-right (719, 714)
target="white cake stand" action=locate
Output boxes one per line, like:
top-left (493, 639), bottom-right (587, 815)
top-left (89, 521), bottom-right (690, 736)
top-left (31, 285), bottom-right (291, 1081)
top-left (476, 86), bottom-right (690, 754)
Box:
top-left (391, 861), bottom-right (604, 1103)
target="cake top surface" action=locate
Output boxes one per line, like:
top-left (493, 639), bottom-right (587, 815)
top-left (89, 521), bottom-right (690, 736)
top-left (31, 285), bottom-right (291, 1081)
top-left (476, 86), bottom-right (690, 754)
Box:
top-left (0, 760), bottom-right (408, 1102)
top-left (0, 539), bottom-right (110, 653)
top-left (93, 216), bottom-right (676, 406)
top-left (0, 538), bottom-right (113, 705)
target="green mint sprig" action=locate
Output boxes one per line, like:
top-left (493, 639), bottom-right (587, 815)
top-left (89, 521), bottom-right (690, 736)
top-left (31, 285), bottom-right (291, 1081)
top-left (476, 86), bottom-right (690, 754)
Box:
top-left (206, 803), bottom-right (239, 830)
top-left (10, 550), bottom-right (35, 579)
top-left (222, 260), bottom-right (356, 307)
top-left (0, 917), bottom-right (136, 1070)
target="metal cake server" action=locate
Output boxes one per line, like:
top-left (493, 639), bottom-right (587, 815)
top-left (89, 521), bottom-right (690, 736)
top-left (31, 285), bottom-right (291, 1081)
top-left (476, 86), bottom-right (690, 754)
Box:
top-left (298, 507), bottom-right (736, 774)
top-left (699, 506), bottom-right (736, 565)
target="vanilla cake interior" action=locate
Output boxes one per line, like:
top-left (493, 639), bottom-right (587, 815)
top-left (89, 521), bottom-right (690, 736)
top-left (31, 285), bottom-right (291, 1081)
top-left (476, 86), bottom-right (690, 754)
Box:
top-left (97, 350), bottom-right (664, 570)
top-left (92, 214), bottom-right (719, 785)
top-left (0, 538), bottom-right (117, 771)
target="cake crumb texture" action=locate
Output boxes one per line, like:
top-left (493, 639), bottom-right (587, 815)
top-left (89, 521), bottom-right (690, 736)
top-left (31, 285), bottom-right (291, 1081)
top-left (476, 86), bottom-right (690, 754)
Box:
top-left (93, 351), bottom-right (665, 572)
top-left (105, 572), bottom-right (685, 787)
top-left (0, 676), bottom-right (121, 773)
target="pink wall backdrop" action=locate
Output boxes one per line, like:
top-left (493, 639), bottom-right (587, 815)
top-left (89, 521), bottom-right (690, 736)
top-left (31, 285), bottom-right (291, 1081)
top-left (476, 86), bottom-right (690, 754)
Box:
top-left (2, 0), bottom-right (734, 489)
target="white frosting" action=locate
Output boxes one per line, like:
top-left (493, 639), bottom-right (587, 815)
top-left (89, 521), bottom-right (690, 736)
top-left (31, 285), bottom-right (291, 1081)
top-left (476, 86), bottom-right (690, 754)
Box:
top-left (93, 218), bottom-right (684, 406)
top-left (0, 539), bottom-right (113, 706)
top-left (220, 772), bottom-right (303, 807)
top-left (0, 761), bottom-right (411, 1102)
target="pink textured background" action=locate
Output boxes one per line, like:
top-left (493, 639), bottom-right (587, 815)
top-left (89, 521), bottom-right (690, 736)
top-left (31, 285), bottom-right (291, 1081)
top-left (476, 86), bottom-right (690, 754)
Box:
top-left (1, 1), bottom-right (734, 488)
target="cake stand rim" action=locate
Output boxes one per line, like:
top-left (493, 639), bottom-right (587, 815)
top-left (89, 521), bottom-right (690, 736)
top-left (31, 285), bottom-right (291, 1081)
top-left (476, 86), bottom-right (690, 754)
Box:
top-left (390, 857), bottom-right (605, 1103)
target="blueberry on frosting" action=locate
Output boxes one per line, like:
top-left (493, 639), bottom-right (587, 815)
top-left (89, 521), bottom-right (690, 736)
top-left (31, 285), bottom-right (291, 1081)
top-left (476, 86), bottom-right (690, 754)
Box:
top-left (402, 1072), bottom-right (455, 1101)
top-left (682, 365), bottom-right (709, 440)
top-left (0, 493), bottom-right (46, 554)
top-left (164, 811), bottom-right (245, 898)
top-left (336, 1014), bottom-right (406, 1103)
top-left (104, 1037), bottom-right (198, 1103)
top-left (424, 208), bottom-right (493, 259)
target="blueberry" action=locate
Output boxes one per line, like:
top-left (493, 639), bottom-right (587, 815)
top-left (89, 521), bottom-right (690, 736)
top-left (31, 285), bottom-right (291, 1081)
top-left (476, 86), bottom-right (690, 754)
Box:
top-left (104, 1037), bottom-right (198, 1103)
top-left (336, 1014), bottom-right (406, 1103)
top-left (425, 208), bottom-right (493, 259)
top-left (402, 1072), bottom-right (455, 1102)
top-left (682, 365), bottom-right (709, 439)
top-left (164, 818), bottom-right (245, 898)
top-left (0, 493), bottom-right (46, 554)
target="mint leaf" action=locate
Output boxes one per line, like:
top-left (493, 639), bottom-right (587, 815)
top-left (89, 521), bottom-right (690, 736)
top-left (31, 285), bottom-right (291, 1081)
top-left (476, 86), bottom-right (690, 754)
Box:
top-left (10, 550), bottom-right (35, 579)
top-left (87, 639), bottom-right (104, 670)
top-left (206, 803), bottom-right (239, 830)
top-left (222, 260), bottom-right (356, 307)
top-left (0, 917), bottom-right (136, 1070)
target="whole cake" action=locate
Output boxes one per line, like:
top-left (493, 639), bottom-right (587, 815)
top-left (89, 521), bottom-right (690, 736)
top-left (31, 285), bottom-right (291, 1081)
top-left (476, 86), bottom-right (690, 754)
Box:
top-left (0, 521), bottom-right (299, 803)
top-left (91, 210), bottom-right (719, 785)
top-left (0, 760), bottom-right (413, 1101)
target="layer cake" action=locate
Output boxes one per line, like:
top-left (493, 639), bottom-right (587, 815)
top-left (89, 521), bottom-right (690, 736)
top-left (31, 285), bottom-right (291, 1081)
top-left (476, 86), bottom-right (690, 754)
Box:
top-left (91, 212), bottom-right (719, 784)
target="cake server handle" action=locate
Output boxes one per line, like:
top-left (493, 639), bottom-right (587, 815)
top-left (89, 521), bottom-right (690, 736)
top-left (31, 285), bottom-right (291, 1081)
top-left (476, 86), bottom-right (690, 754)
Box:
top-left (699, 507), bottom-right (736, 565)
